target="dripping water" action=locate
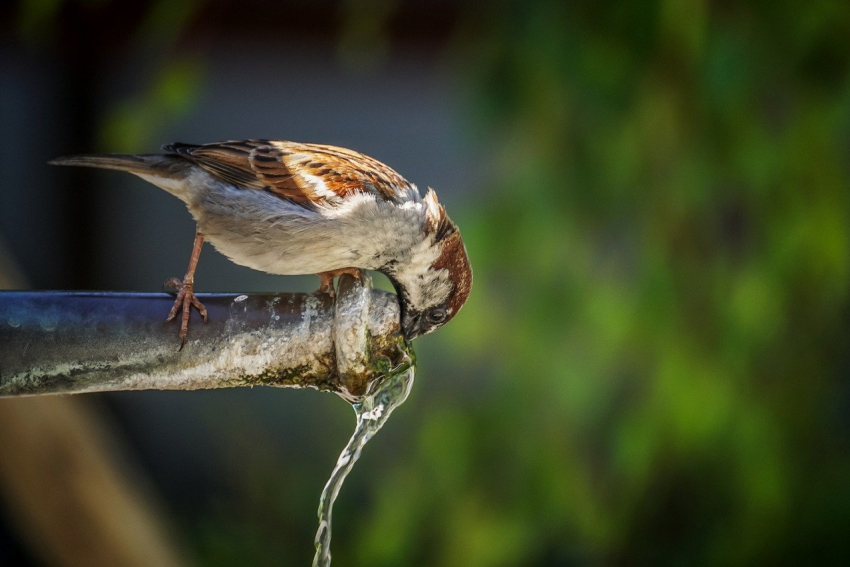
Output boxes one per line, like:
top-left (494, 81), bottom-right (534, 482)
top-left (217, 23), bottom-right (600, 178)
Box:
top-left (312, 352), bottom-right (416, 567)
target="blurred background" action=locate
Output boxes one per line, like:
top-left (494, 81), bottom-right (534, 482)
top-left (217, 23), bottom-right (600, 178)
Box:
top-left (1, 0), bottom-right (849, 565)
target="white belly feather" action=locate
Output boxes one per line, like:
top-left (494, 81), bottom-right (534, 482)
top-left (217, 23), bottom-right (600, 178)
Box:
top-left (169, 170), bottom-right (426, 276)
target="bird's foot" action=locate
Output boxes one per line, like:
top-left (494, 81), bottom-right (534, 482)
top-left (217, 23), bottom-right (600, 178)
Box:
top-left (164, 277), bottom-right (208, 349)
top-left (317, 268), bottom-right (362, 299)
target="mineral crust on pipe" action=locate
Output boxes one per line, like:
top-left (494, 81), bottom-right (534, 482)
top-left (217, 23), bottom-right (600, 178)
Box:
top-left (0, 275), bottom-right (408, 400)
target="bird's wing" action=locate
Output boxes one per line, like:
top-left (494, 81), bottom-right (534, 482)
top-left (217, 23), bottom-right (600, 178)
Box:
top-left (163, 140), bottom-right (414, 206)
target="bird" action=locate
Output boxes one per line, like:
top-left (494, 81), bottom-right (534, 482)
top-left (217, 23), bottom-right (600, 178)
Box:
top-left (50, 140), bottom-right (472, 346)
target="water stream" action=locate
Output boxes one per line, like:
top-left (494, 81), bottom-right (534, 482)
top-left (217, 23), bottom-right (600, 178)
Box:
top-left (312, 353), bottom-right (416, 567)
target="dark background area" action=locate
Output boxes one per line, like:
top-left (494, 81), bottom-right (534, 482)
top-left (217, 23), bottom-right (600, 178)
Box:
top-left (2, 0), bottom-right (850, 565)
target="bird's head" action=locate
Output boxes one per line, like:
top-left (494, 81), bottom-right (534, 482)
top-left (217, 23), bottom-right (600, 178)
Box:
top-left (388, 188), bottom-right (472, 340)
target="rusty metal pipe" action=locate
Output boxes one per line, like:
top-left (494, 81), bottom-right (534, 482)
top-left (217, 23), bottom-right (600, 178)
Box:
top-left (0, 275), bottom-right (410, 401)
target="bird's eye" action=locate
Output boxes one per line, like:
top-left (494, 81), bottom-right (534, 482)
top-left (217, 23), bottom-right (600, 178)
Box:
top-left (426, 308), bottom-right (447, 325)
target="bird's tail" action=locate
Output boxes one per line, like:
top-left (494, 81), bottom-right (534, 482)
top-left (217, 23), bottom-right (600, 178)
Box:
top-left (48, 154), bottom-right (181, 177)
top-left (48, 153), bottom-right (193, 199)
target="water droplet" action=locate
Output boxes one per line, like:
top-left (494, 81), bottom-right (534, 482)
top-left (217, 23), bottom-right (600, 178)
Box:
top-left (39, 314), bottom-right (58, 332)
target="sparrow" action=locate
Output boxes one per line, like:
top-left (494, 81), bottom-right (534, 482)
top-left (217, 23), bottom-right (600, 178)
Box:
top-left (50, 140), bottom-right (472, 346)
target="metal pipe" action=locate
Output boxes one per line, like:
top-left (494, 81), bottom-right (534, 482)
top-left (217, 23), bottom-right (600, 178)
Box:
top-left (0, 275), bottom-right (410, 401)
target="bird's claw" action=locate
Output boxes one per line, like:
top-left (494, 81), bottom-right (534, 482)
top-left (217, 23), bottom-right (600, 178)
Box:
top-left (318, 276), bottom-right (336, 299)
top-left (317, 268), bottom-right (362, 299)
top-left (165, 277), bottom-right (208, 349)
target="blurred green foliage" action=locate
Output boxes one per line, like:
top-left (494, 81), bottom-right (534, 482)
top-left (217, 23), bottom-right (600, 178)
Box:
top-left (349, 1), bottom-right (850, 565)
top-left (99, 0), bottom-right (204, 153)
top-left (17, 0), bottom-right (205, 153)
top-left (13, 0), bottom-right (850, 564)
top-left (337, 0), bottom-right (397, 71)
top-left (179, 1), bottom-right (850, 565)
top-left (101, 57), bottom-right (204, 152)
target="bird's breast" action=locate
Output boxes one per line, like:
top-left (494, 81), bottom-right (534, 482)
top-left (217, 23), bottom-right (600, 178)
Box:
top-left (185, 181), bottom-right (425, 276)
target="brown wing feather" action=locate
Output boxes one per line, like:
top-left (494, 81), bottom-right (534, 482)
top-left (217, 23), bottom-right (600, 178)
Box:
top-left (163, 140), bottom-right (413, 206)
top-left (164, 141), bottom-right (266, 189)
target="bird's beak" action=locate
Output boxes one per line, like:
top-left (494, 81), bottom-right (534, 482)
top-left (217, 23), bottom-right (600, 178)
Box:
top-left (401, 311), bottom-right (422, 341)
